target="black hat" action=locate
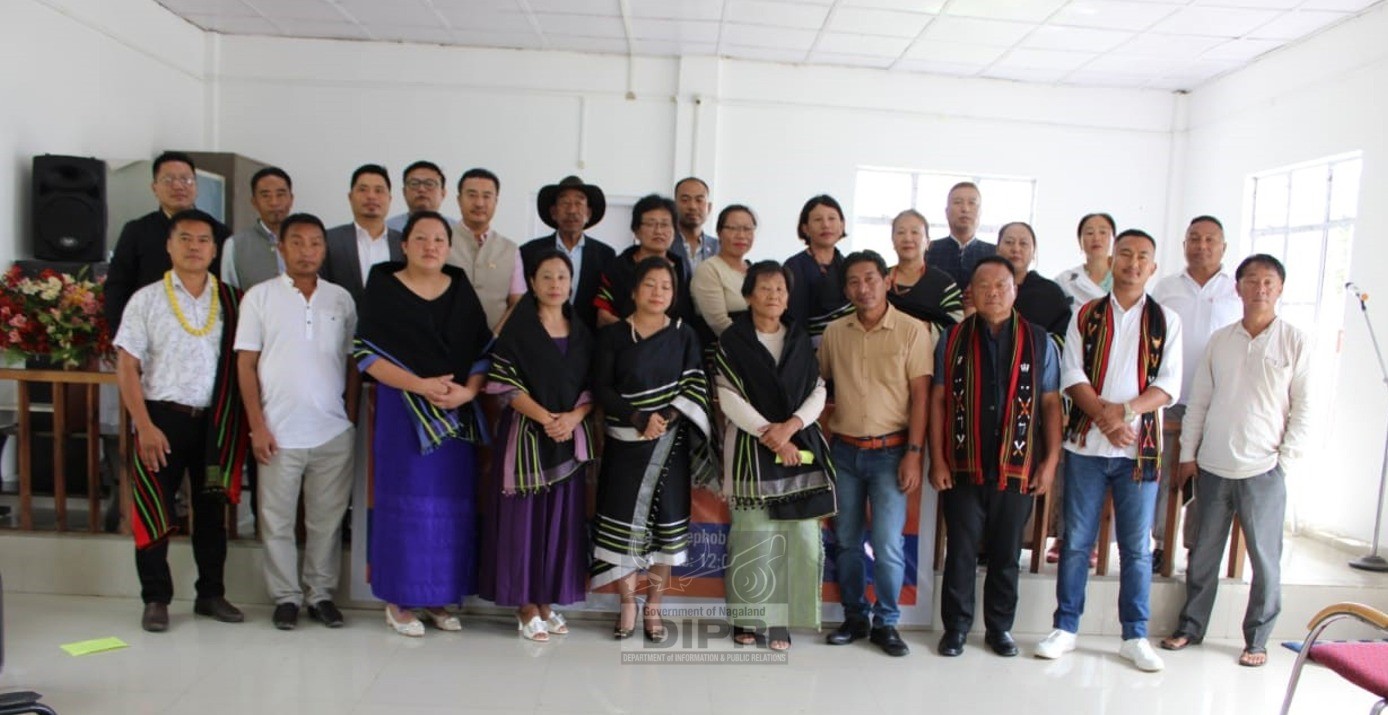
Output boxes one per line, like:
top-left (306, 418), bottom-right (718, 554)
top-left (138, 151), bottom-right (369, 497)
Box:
top-left (537, 175), bottom-right (606, 230)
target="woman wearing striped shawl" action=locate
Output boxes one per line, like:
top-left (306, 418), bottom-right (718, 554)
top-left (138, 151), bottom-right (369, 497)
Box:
top-left (591, 256), bottom-right (718, 642)
top-left (713, 261), bottom-right (836, 652)
top-left (478, 249), bottom-right (595, 642)
top-left (353, 212), bottom-right (493, 638)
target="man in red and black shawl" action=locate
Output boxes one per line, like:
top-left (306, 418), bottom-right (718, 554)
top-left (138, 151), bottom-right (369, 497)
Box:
top-left (929, 256), bottom-right (1062, 659)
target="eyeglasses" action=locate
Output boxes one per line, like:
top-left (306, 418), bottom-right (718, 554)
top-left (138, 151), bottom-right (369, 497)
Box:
top-left (405, 178), bottom-right (441, 191)
top-left (640, 220), bottom-right (673, 231)
top-left (157, 176), bottom-right (196, 187)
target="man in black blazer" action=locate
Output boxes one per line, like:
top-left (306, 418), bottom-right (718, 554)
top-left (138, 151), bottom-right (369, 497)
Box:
top-left (520, 175), bottom-right (615, 331)
top-left (320, 164), bottom-right (403, 303)
top-left (105, 151), bottom-right (231, 332)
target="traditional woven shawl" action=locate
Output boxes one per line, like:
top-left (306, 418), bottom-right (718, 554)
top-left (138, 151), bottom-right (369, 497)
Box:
top-left (1065, 295), bottom-right (1167, 481)
top-left (944, 311), bottom-right (1040, 490)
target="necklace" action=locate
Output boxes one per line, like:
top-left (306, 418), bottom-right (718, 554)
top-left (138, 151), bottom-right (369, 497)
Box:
top-left (163, 271), bottom-right (219, 337)
top-left (629, 315), bottom-right (669, 342)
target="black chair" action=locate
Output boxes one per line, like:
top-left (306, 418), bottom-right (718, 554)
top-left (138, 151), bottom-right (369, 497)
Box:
top-left (0, 572), bottom-right (58, 715)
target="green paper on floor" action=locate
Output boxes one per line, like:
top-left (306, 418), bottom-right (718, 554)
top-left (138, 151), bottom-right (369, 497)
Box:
top-left (60, 637), bottom-right (129, 656)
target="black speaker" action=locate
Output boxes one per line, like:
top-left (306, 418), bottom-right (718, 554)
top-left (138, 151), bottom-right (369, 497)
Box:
top-left (32, 154), bottom-right (107, 262)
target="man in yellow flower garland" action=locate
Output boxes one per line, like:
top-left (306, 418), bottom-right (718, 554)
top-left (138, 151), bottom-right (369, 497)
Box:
top-left (114, 208), bottom-right (250, 633)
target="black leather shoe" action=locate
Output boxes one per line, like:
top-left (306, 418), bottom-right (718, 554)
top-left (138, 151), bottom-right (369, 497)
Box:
top-left (985, 630), bottom-right (1019, 657)
top-left (272, 603), bottom-right (299, 631)
top-left (825, 618), bottom-right (871, 645)
top-left (142, 602), bottom-right (169, 633)
top-left (1152, 549), bottom-right (1165, 574)
top-left (938, 629), bottom-right (967, 657)
top-left (309, 600), bottom-right (345, 628)
top-left (194, 597), bottom-right (246, 623)
top-left (870, 625), bottom-right (910, 657)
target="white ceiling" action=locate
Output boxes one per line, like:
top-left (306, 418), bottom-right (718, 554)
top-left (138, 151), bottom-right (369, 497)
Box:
top-left (158, 0), bottom-right (1383, 91)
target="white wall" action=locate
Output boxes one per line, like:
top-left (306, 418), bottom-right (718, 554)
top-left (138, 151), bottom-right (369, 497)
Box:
top-left (1, 0), bottom-right (207, 266)
top-left (208, 33), bottom-right (1176, 275)
top-left (1181, 3), bottom-right (1388, 545)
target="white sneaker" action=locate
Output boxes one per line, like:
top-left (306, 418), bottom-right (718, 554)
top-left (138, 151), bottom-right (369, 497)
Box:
top-left (1034, 629), bottom-right (1077, 659)
top-left (1119, 638), bottom-right (1165, 672)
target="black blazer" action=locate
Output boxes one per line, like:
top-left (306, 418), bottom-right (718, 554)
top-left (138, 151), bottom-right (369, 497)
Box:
top-left (321, 223), bottom-right (404, 304)
top-left (521, 233), bottom-right (616, 331)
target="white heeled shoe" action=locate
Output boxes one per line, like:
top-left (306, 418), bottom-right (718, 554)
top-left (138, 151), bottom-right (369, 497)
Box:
top-left (518, 615), bottom-right (550, 642)
top-left (385, 606), bottom-right (424, 637)
top-left (422, 608), bottom-right (462, 632)
top-left (544, 611), bottom-right (569, 635)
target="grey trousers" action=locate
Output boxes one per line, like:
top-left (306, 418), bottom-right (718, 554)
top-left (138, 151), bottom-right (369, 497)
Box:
top-left (1175, 465), bottom-right (1286, 649)
top-left (1153, 405), bottom-right (1198, 548)
top-left (258, 427), bottom-right (355, 605)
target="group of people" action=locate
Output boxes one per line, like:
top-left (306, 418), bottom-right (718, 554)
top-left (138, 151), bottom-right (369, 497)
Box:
top-left (104, 151), bottom-right (1309, 671)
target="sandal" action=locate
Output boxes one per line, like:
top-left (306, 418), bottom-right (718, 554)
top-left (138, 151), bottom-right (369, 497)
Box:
top-left (1159, 631), bottom-right (1202, 651)
top-left (732, 626), bottom-right (760, 646)
top-left (385, 605), bottom-right (424, 638)
top-left (643, 606), bottom-right (668, 644)
top-left (613, 599), bottom-right (637, 640)
top-left (422, 608), bottom-right (462, 632)
top-left (1238, 647), bottom-right (1268, 667)
top-left (768, 626), bottom-right (792, 652)
top-left (544, 611), bottom-right (569, 635)
top-left (517, 614), bottom-right (549, 642)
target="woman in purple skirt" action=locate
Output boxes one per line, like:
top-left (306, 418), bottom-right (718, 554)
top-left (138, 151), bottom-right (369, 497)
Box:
top-left (479, 249), bottom-right (595, 642)
top-left (354, 211), bottom-right (493, 638)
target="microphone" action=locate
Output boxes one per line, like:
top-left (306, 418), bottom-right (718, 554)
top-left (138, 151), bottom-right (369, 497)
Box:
top-left (1347, 281), bottom-right (1369, 303)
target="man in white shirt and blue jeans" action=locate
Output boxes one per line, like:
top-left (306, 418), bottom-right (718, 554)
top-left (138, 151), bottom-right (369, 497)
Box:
top-left (236, 213), bottom-right (358, 631)
top-left (1159, 254), bottom-right (1311, 667)
top-left (1035, 229), bottom-right (1184, 672)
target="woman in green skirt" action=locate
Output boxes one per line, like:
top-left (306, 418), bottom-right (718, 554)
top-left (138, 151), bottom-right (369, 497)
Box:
top-left (712, 260), bottom-right (837, 651)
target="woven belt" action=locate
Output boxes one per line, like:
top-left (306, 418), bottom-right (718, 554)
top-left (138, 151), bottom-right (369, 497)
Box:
top-left (834, 431), bottom-right (907, 450)
top-left (149, 400), bottom-right (206, 418)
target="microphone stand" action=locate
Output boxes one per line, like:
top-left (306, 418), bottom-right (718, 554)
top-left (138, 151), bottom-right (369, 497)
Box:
top-left (1349, 284), bottom-right (1388, 572)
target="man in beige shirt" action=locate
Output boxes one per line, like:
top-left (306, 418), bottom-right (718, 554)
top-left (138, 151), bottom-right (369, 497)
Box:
top-left (819, 250), bottom-right (932, 657)
top-left (446, 168), bottom-right (524, 330)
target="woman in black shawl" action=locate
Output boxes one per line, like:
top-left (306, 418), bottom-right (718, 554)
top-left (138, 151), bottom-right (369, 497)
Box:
top-left (997, 221), bottom-right (1072, 340)
top-left (478, 249), bottom-right (595, 642)
top-left (353, 211), bottom-right (493, 638)
top-left (784, 195), bottom-right (855, 347)
top-left (713, 261), bottom-right (836, 651)
top-left (591, 256), bottom-right (718, 642)
top-left (886, 209), bottom-right (963, 335)
top-left (592, 193), bottom-right (701, 337)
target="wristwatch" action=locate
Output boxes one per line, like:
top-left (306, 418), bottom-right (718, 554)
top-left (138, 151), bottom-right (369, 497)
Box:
top-left (1122, 402), bottom-right (1136, 423)
top-left (908, 443), bottom-right (923, 454)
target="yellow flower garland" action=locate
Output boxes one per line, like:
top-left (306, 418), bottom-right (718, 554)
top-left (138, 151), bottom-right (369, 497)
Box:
top-left (163, 271), bottom-right (219, 337)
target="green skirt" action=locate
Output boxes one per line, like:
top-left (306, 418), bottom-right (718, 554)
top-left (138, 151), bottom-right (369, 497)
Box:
top-left (724, 506), bottom-right (824, 631)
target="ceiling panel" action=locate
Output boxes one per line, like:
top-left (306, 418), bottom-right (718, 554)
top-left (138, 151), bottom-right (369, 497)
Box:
top-left (152, 0), bottom-right (1388, 93)
top-left (723, 1), bottom-right (831, 30)
top-left (827, 7), bottom-right (934, 37)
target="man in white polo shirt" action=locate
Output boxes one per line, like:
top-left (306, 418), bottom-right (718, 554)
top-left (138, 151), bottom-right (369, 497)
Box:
top-left (1160, 254), bottom-right (1311, 668)
top-left (236, 212), bottom-right (358, 631)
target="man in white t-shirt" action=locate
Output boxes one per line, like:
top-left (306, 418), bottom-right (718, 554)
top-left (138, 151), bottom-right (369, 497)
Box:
top-left (236, 212), bottom-right (358, 631)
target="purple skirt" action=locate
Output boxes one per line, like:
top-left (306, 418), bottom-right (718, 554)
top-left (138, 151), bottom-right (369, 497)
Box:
top-left (368, 385), bottom-right (478, 607)
top-left (478, 410), bottom-right (589, 607)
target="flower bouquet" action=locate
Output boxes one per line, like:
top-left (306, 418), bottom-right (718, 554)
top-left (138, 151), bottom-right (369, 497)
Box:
top-left (0, 264), bottom-right (113, 369)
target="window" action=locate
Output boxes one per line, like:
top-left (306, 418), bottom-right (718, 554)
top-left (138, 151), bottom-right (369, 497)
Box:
top-left (850, 167), bottom-right (1037, 259)
top-left (1246, 153), bottom-right (1362, 332)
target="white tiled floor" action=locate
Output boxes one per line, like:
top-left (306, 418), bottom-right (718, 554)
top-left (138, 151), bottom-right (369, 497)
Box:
top-left (0, 594), bottom-right (1381, 714)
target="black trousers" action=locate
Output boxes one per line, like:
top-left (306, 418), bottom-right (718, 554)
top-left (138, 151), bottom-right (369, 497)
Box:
top-left (134, 402), bottom-right (227, 605)
top-left (940, 476), bottom-right (1033, 633)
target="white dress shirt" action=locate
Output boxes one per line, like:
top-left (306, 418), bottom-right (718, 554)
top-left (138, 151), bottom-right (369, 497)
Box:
top-left (355, 222), bottom-right (392, 287)
top-left (1060, 294), bottom-right (1184, 460)
top-left (1151, 269), bottom-right (1242, 404)
top-left (1179, 317), bottom-right (1313, 479)
top-left (113, 273), bottom-right (221, 408)
top-left (1055, 264), bottom-right (1110, 307)
top-left (234, 275), bottom-right (357, 449)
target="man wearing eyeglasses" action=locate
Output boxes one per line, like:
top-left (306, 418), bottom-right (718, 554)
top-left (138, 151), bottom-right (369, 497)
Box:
top-left (106, 151), bottom-right (231, 332)
top-left (384, 160), bottom-right (458, 233)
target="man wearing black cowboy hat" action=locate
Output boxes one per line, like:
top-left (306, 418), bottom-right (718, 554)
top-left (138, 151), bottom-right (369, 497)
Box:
top-left (521, 175), bottom-right (616, 330)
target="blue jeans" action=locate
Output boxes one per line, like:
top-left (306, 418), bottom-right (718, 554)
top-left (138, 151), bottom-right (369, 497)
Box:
top-left (1054, 453), bottom-right (1158, 640)
top-left (830, 442), bottom-right (908, 626)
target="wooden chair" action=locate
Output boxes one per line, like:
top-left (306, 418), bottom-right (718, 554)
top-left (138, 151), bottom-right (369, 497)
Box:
top-left (1281, 602), bottom-right (1388, 714)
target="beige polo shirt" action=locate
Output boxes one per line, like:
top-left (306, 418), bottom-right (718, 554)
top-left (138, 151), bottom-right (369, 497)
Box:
top-left (818, 303), bottom-right (934, 437)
